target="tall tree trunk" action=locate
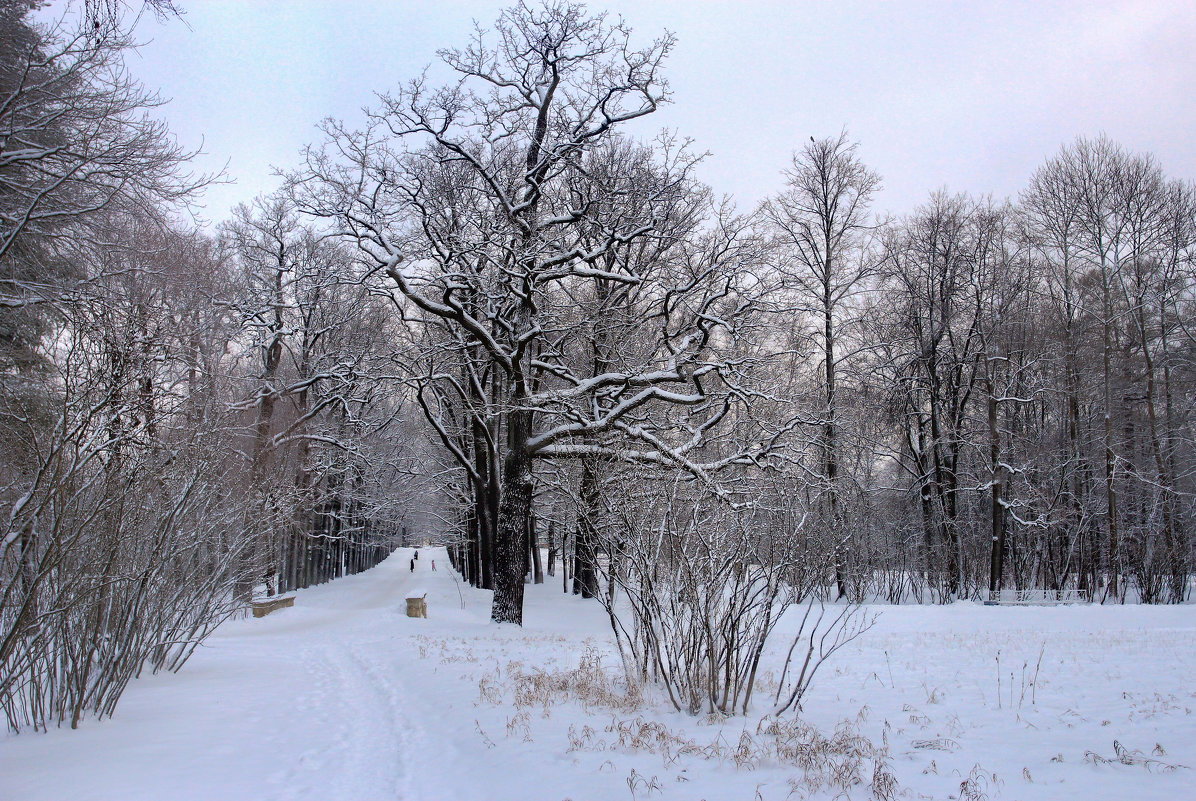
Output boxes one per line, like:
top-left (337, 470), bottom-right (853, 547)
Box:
top-left (573, 458), bottom-right (601, 598)
top-left (986, 372), bottom-right (1006, 597)
top-left (1063, 258), bottom-right (1089, 596)
top-left (491, 404), bottom-right (532, 624)
top-left (1101, 264), bottom-right (1120, 601)
top-left (945, 440), bottom-right (962, 597)
top-left (1135, 301), bottom-right (1179, 602)
top-left (1159, 295), bottom-right (1187, 601)
top-left (912, 416), bottom-right (938, 582)
top-left (472, 416), bottom-right (495, 590)
top-left (239, 268), bottom-right (285, 602)
top-left (823, 271), bottom-right (845, 598)
top-left (528, 500), bottom-right (543, 584)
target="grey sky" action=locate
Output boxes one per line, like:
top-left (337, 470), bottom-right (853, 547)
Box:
top-left (119, 0), bottom-right (1195, 225)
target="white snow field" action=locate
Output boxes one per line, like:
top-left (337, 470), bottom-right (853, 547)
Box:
top-left (2, 548), bottom-right (1194, 801)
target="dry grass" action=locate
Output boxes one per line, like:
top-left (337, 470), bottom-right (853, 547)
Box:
top-left (957, 764), bottom-right (1001, 801)
top-left (1083, 740), bottom-right (1189, 773)
top-left (506, 646), bottom-right (643, 714)
top-left (461, 640), bottom-right (902, 798)
top-left (563, 713), bottom-right (899, 799)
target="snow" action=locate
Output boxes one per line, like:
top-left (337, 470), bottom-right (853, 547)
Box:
top-left (2, 549), bottom-right (1194, 800)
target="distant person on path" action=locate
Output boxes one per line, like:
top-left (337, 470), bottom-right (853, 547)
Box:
top-left (431, 560), bottom-right (436, 571)
top-left (414, 549), bottom-right (419, 560)
top-left (409, 558), bottom-right (414, 572)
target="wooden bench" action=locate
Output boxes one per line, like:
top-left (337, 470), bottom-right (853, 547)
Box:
top-left (990, 588), bottom-right (1087, 605)
top-left (251, 595), bottom-right (295, 617)
top-left (405, 594), bottom-right (427, 618)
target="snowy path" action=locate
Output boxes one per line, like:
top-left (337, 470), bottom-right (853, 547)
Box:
top-left (0, 549), bottom-right (469, 801)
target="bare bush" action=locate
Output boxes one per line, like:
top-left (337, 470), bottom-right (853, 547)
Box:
top-left (0, 279), bottom-right (251, 729)
top-left (592, 472), bottom-right (873, 717)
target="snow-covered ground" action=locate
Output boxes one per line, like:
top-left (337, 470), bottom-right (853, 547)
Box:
top-left (2, 548), bottom-right (1193, 800)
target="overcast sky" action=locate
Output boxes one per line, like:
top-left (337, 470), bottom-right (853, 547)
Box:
top-left (110, 0), bottom-right (1196, 226)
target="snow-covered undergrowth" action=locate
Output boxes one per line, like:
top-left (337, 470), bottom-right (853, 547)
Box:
top-left (1, 548), bottom-right (1193, 800)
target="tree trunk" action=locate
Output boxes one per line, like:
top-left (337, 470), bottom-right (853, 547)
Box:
top-left (239, 267), bottom-right (285, 602)
top-left (1159, 295), bottom-right (1187, 601)
top-left (1063, 258), bottom-right (1090, 597)
top-left (528, 501), bottom-right (543, 584)
top-left (491, 405), bottom-right (533, 624)
top-left (573, 458), bottom-right (601, 598)
top-left (823, 270), bottom-right (845, 599)
top-left (1136, 301), bottom-right (1180, 602)
top-left (986, 374), bottom-right (1006, 597)
top-left (1101, 264), bottom-right (1120, 601)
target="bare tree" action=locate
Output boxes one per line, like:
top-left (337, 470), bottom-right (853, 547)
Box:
top-left (875, 193), bottom-right (988, 598)
top-left (1056, 137), bottom-right (1136, 599)
top-left (300, 4), bottom-right (791, 624)
top-left (762, 131), bottom-right (880, 598)
top-left (0, 4), bottom-right (201, 263)
top-left (1022, 157), bottom-right (1097, 595)
top-left (223, 192), bottom-right (410, 595)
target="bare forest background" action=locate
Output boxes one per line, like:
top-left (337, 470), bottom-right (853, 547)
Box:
top-left (2, 0), bottom-right (1194, 731)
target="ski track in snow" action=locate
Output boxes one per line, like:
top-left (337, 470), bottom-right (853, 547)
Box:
top-left (2, 548), bottom-right (1195, 801)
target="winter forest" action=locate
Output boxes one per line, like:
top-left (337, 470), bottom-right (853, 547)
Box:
top-left (2, 2), bottom-right (1195, 800)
